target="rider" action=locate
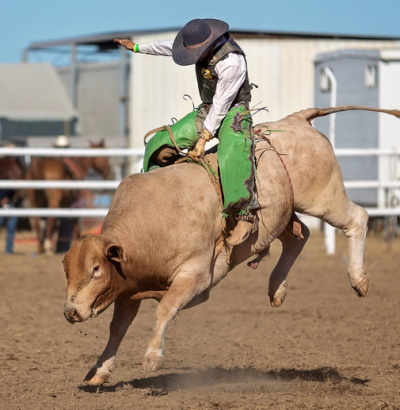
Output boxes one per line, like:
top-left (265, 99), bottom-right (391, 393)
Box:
top-left (115, 18), bottom-right (258, 246)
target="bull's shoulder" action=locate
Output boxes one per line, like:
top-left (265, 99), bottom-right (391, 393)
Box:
top-left (111, 162), bottom-right (219, 214)
top-left (120, 162), bottom-right (213, 190)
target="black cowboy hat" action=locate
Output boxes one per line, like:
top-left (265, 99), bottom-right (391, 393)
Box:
top-left (172, 18), bottom-right (229, 66)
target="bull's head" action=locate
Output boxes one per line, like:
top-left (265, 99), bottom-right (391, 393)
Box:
top-left (63, 234), bottom-right (126, 324)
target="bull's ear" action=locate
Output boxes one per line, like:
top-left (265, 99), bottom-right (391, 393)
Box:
top-left (106, 244), bottom-right (126, 263)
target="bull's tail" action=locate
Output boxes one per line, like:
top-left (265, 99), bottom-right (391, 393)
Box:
top-left (295, 105), bottom-right (400, 124)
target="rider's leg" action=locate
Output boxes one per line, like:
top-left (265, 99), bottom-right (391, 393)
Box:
top-left (217, 104), bottom-right (257, 246)
top-left (143, 106), bottom-right (210, 172)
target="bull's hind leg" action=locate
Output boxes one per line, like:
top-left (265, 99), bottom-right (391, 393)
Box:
top-left (143, 263), bottom-right (212, 372)
top-left (268, 216), bottom-right (310, 307)
top-left (327, 201), bottom-right (369, 296)
top-left (310, 197), bottom-right (369, 297)
top-left (84, 299), bottom-right (141, 386)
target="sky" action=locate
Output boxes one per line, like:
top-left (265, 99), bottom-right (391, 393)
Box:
top-left (2, 0), bottom-right (400, 64)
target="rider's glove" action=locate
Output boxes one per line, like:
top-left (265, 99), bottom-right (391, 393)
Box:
top-left (188, 128), bottom-right (212, 161)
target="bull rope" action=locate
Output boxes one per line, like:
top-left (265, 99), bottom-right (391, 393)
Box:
top-left (145, 123), bottom-right (225, 207)
top-left (254, 125), bottom-right (295, 210)
top-left (144, 125), bottom-right (183, 155)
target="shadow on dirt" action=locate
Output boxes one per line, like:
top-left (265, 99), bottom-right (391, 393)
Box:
top-left (79, 366), bottom-right (370, 394)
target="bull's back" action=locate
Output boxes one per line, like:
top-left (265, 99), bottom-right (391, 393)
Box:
top-left (259, 116), bottom-right (346, 213)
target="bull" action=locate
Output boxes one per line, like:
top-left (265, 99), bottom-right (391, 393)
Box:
top-left (63, 105), bottom-right (400, 385)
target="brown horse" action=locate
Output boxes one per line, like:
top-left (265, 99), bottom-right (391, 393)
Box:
top-left (0, 156), bottom-right (25, 181)
top-left (26, 140), bottom-right (112, 254)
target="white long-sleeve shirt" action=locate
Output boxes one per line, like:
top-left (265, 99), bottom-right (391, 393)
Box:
top-left (137, 39), bottom-right (247, 136)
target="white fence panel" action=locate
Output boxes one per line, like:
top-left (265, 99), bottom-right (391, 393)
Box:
top-left (0, 147), bottom-right (143, 218)
top-left (1, 147), bottom-right (400, 255)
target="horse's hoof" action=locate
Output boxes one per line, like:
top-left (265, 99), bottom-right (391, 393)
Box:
top-left (352, 275), bottom-right (369, 297)
top-left (44, 239), bottom-right (53, 255)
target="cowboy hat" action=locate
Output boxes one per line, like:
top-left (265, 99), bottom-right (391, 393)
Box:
top-left (172, 18), bottom-right (229, 66)
top-left (53, 135), bottom-right (70, 148)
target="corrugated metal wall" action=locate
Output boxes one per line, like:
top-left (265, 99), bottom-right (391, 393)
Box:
top-left (378, 52), bottom-right (400, 208)
top-left (129, 34), bottom-right (399, 149)
top-left (53, 31), bottom-right (399, 152)
top-left (313, 49), bottom-right (400, 208)
top-left (57, 62), bottom-right (122, 140)
top-left (314, 51), bottom-right (380, 206)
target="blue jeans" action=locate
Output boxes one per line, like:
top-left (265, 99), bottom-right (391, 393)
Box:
top-left (0, 205), bottom-right (18, 254)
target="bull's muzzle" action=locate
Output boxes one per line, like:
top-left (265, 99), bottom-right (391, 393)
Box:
top-left (64, 306), bottom-right (83, 323)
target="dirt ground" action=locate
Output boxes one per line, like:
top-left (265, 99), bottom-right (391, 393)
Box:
top-left (0, 228), bottom-right (399, 410)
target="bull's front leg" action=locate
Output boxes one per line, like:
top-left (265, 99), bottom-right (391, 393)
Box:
top-left (84, 299), bottom-right (141, 386)
top-left (143, 265), bottom-right (212, 372)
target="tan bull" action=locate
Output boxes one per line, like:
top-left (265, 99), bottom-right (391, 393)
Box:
top-left (63, 105), bottom-right (400, 386)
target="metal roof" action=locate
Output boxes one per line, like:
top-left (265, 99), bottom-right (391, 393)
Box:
top-left (26, 28), bottom-right (400, 51)
top-left (0, 63), bottom-right (79, 120)
top-left (315, 48), bottom-right (400, 63)
top-left (27, 28), bottom-right (182, 51)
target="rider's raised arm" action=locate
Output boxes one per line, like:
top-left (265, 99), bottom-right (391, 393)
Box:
top-left (137, 39), bottom-right (174, 56)
top-left (114, 38), bottom-right (173, 56)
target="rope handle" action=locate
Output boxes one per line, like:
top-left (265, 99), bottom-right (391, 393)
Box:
top-left (143, 125), bottom-right (186, 155)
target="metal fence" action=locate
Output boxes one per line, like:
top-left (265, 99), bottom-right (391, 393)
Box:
top-left (0, 147), bottom-right (143, 217)
top-left (1, 146), bottom-right (400, 252)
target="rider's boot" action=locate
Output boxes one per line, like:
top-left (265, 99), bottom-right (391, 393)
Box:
top-left (227, 214), bottom-right (257, 246)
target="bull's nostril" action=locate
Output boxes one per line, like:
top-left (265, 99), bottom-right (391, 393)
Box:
top-left (64, 308), bottom-right (80, 323)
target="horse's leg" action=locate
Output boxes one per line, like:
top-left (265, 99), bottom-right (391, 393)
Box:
top-left (268, 217), bottom-right (310, 307)
top-left (84, 299), bottom-right (141, 386)
top-left (30, 216), bottom-right (45, 254)
top-left (44, 190), bottom-right (63, 254)
top-left (72, 217), bottom-right (81, 242)
top-left (143, 259), bottom-right (213, 372)
top-left (26, 188), bottom-right (44, 254)
top-left (43, 217), bottom-right (56, 254)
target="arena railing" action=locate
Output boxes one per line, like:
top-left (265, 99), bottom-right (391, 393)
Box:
top-left (0, 146), bottom-right (144, 217)
top-left (1, 146), bottom-right (400, 253)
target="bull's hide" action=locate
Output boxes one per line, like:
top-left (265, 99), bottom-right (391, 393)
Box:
top-left (63, 105), bottom-right (400, 386)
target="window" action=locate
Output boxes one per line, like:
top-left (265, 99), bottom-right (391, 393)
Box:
top-left (319, 68), bottom-right (331, 91)
top-left (365, 64), bottom-right (378, 87)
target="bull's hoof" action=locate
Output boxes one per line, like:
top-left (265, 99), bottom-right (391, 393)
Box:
top-left (268, 280), bottom-right (288, 308)
top-left (352, 275), bottom-right (369, 297)
top-left (247, 260), bottom-right (260, 270)
top-left (84, 368), bottom-right (110, 386)
top-left (142, 352), bottom-right (165, 372)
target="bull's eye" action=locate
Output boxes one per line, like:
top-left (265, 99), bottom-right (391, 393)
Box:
top-left (92, 265), bottom-right (101, 279)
